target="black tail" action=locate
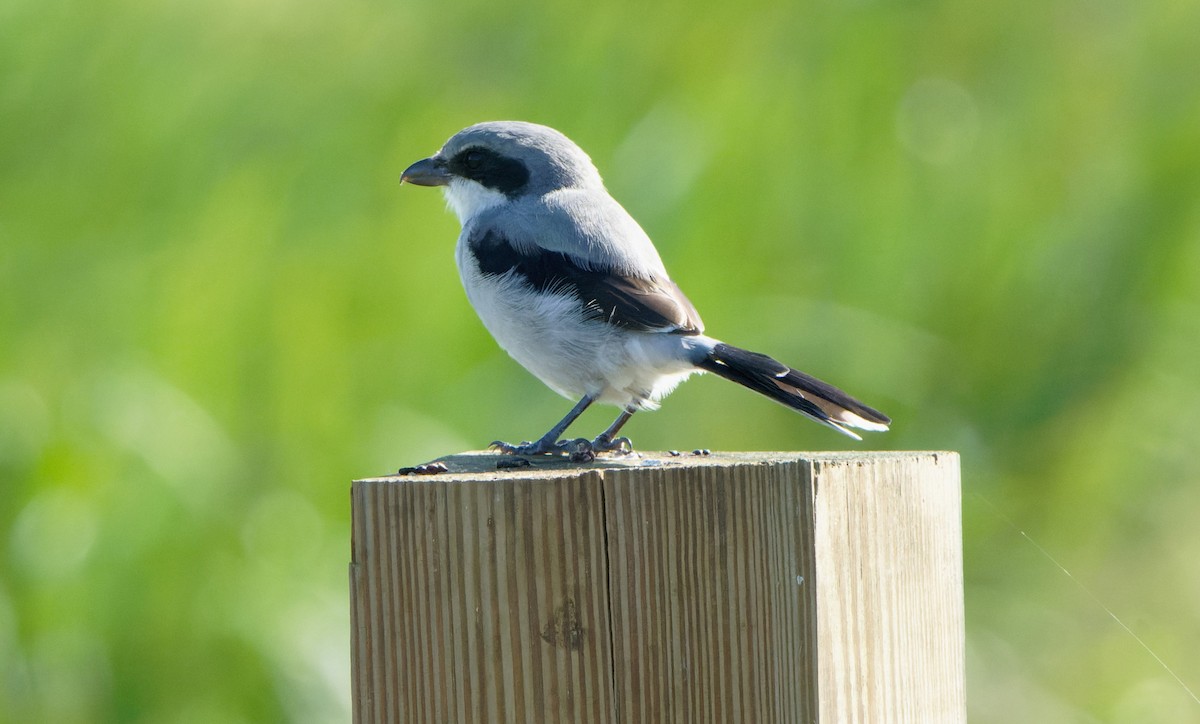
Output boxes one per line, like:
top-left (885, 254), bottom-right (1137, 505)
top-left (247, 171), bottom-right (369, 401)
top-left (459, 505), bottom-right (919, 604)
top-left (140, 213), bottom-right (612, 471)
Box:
top-left (696, 343), bottom-right (891, 440)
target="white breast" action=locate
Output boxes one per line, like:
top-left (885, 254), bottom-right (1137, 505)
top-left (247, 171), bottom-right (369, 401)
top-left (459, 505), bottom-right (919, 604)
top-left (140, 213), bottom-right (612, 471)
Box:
top-left (453, 235), bottom-right (702, 408)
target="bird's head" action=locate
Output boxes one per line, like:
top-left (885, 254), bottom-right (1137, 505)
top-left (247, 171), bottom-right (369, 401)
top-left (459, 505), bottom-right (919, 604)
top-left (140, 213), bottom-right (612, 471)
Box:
top-left (401, 121), bottom-right (603, 224)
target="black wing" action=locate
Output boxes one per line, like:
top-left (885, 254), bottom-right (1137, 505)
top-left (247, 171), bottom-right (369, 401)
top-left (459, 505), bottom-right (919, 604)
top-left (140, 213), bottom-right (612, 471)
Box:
top-left (468, 229), bottom-right (704, 334)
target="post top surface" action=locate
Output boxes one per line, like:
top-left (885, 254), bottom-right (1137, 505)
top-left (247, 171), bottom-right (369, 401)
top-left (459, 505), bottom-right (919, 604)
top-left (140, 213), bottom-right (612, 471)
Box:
top-left (356, 450), bottom-right (957, 485)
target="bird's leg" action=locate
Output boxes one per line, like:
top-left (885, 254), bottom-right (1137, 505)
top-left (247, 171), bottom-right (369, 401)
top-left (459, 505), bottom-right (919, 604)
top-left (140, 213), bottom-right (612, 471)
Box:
top-left (491, 395), bottom-right (595, 455)
top-left (592, 406), bottom-right (636, 454)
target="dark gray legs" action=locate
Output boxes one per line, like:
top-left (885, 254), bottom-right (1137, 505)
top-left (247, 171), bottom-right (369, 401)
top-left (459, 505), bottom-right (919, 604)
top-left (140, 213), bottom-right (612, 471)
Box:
top-left (591, 407), bottom-right (635, 453)
top-left (491, 397), bottom-right (638, 457)
top-left (491, 395), bottom-right (596, 455)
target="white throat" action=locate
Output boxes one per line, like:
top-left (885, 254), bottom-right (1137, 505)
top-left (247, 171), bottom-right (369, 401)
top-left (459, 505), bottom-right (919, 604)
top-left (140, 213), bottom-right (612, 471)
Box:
top-left (442, 178), bottom-right (508, 226)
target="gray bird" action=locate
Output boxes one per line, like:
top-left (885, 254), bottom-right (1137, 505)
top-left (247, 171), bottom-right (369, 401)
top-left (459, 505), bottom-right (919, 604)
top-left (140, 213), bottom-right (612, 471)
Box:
top-left (401, 121), bottom-right (889, 457)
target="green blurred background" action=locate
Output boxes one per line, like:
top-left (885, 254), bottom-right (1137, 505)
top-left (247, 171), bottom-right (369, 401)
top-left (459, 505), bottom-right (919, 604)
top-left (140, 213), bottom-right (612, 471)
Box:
top-left (2, 0), bottom-right (1198, 720)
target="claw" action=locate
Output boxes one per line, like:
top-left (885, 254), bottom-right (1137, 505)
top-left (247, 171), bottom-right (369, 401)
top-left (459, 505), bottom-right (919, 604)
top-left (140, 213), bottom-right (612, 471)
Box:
top-left (490, 433), bottom-right (631, 460)
top-left (591, 434), bottom-right (634, 455)
top-left (490, 437), bottom-right (570, 456)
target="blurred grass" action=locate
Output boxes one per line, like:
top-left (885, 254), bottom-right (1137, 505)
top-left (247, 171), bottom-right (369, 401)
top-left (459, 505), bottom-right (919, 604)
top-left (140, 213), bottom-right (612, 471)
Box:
top-left (2, 0), bottom-right (1199, 720)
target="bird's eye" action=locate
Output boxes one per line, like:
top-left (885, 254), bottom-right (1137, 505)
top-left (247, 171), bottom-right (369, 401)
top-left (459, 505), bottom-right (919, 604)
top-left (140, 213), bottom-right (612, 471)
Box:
top-left (463, 150), bottom-right (484, 171)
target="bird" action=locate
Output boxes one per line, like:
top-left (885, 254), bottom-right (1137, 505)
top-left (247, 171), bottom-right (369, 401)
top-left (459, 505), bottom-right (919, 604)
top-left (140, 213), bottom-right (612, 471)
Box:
top-left (400, 121), bottom-right (889, 458)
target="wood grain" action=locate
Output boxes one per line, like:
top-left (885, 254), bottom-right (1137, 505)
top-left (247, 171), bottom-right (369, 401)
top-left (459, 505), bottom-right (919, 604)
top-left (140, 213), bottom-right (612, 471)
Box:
top-left (811, 452), bottom-right (965, 723)
top-left (350, 451), bottom-right (963, 723)
top-left (602, 459), bottom-right (819, 723)
top-left (351, 469), bottom-right (615, 723)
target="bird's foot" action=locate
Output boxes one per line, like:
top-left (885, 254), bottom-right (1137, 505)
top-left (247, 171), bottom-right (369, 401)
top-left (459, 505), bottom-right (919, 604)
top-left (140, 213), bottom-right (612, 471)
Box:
top-left (489, 435), bottom-right (628, 463)
top-left (489, 439), bottom-right (551, 455)
top-left (591, 433), bottom-right (634, 455)
top-left (489, 437), bottom-right (593, 457)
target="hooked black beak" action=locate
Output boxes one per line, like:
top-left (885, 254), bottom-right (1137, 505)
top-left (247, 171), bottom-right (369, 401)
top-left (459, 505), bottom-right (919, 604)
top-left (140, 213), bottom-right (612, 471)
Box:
top-left (400, 157), bottom-right (451, 187)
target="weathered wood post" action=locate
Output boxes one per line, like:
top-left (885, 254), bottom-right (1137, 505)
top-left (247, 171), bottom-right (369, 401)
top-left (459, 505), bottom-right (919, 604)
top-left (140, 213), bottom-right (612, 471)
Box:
top-left (350, 451), bottom-right (963, 723)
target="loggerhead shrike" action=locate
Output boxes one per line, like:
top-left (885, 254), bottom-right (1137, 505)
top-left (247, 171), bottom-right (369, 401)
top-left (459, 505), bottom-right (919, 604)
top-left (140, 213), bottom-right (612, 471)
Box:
top-left (401, 121), bottom-right (889, 457)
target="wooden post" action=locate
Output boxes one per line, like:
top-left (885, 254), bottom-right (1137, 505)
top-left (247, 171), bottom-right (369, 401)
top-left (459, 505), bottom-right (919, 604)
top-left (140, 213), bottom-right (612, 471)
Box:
top-left (350, 451), bottom-right (963, 723)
